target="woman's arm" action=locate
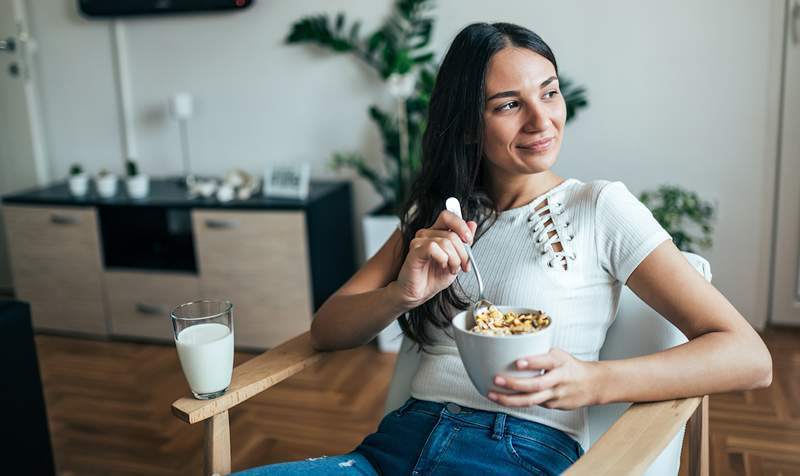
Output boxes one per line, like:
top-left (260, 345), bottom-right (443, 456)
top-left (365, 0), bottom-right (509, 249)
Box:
top-left (488, 240), bottom-right (772, 408)
top-left (595, 240), bottom-right (772, 403)
top-left (310, 228), bottom-right (409, 350)
top-left (311, 214), bottom-right (476, 351)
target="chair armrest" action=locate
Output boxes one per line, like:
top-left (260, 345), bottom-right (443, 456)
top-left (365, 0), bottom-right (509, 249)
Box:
top-left (172, 331), bottom-right (329, 424)
top-left (563, 396), bottom-right (703, 476)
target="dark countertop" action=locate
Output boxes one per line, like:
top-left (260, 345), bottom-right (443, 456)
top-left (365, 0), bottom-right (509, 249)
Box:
top-left (1, 177), bottom-right (348, 210)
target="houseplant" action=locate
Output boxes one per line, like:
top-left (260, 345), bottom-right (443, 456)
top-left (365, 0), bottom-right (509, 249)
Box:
top-left (95, 168), bottom-right (118, 198)
top-left (67, 163), bottom-right (88, 197)
top-left (125, 159), bottom-right (150, 199)
top-left (639, 185), bottom-right (715, 253)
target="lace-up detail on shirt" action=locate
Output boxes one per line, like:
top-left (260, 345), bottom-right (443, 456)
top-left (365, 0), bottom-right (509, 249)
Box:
top-left (528, 198), bottom-right (576, 270)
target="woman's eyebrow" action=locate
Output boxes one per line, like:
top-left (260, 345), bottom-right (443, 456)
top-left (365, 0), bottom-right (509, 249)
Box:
top-left (486, 76), bottom-right (559, 101)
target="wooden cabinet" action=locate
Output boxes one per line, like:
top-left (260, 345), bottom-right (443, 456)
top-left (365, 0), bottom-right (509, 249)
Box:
top-left (1, 180), bottom-right (355, 350)
top-left (2, 205), bottom-right (107, 334)
top-left (193, 210), bottom-right (313, 348)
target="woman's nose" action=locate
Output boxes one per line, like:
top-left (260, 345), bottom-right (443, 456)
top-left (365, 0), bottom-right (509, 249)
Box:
top-left (523, 103), bottom-right (547, 132)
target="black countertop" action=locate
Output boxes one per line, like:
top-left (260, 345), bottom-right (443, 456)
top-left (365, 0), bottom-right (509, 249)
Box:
top-left (1, 177), bottom-right (348, 210)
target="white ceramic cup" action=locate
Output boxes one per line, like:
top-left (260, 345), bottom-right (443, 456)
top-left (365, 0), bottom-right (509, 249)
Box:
top-left (126, 174), bottom-right (150, 199)
top-left (68, 174), bottom-right (89, 197)
top-left (452, 306), bottom-right (553, 397)
top-left (96, 174), bottom-right (118, 198)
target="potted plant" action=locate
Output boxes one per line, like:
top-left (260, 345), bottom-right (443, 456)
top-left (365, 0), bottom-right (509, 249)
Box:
top-left (95, 168), bottom-right (118, 198)
top-left (639, 185), bottom-right (715, 253)
top-left (287, 1), bottom-right (588, 351)
top-left (67, 163), bottom-right (89, 197)
top-left (125, 159), bottom-right (150, 199)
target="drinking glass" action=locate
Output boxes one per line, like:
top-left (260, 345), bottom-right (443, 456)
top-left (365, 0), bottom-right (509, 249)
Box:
top-left (170, 299), bottom-right (234, 400)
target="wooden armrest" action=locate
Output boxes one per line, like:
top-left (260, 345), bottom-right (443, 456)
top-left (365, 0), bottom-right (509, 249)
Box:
top-left (563, 396), bottom-right (705, 476)
top-left (172, 331), bottom-right (328, 424)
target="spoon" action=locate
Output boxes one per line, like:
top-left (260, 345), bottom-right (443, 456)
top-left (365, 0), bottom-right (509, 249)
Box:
top-left (445, 197), bottom-right (494, 320)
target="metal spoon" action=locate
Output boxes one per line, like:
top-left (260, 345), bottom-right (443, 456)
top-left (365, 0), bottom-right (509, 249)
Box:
top-left (445, 197), bottom-right (494, 320)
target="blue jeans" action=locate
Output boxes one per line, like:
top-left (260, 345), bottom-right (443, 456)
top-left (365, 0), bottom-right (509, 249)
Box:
top-left (232, 398), bottom-right (584, 476)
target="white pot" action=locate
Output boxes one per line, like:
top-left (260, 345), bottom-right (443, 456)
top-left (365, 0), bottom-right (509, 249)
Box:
top-left (363, 213), bottom-right (403, 353)
top-left (96, 174), bottom-right (118, 198)
top-left (126, 174), bottom-right (150, 199)
top-left (68, 174), bottom-right (89, 197)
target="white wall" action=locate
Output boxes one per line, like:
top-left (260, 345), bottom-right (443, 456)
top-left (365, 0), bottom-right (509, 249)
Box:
top-left (25, 0), bottom-right (784, 329)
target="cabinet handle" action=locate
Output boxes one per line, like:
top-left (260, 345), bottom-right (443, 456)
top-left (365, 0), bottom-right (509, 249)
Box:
top-left (135, 303), bottom-right (166, 315)
top-left (205, 219), bottom-right (239, 229)
top-left (50, 214), bottom-right (80, 225)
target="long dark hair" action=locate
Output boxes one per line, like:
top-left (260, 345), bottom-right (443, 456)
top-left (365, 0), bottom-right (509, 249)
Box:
top-left (397, 22), bottom-right (559, 348)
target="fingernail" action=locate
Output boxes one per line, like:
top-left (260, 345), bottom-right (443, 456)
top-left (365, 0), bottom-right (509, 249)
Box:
top-left (517, 360), bottom-right (528, 368)
top-left (488, 392), bottom-right (497, 400)
top-left (494, 376), bottom-right (506, 385)
top-left (466, 231), bottom-right (473, 241)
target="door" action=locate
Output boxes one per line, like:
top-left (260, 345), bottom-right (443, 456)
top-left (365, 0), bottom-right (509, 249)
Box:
top-left (0, 0), bottom-right (48, 292)
top-left (771, 0), bottom-right (800, 325)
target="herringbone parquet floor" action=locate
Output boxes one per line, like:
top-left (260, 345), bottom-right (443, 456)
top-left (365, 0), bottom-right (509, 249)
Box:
top-left (34, 326), bottom-right (800, 476)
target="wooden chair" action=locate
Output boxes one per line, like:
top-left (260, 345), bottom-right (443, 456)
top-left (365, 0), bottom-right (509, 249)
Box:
top-left (172, 252), bottom-right (711, 476)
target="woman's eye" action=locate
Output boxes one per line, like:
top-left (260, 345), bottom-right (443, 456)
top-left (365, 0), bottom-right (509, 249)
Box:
top-left (496, 101), bottom-right (519, 111)
top-left (544, 90), bottom-right (560, 99)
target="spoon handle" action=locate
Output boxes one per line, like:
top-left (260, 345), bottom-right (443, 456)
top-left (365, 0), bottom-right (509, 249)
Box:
top-left (445, 197), bottom-right (485, 299)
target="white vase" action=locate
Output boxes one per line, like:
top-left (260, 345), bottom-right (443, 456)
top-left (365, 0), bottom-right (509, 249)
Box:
top-left (125, 174), bottom-right (150, 199)
top-left (68, 174), bottom-right (89, 197)
top-left (96, 174), bottom-right (118, 198)
top-left (362, 213), bottom-right (404, 353)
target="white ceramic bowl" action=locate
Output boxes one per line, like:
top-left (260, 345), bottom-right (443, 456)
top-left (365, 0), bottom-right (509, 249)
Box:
top-left (452, 306), bottom-right (553, 397)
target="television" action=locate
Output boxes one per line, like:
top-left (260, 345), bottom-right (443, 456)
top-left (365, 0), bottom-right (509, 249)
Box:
top-left (78, 0), bottom-right (253, 17)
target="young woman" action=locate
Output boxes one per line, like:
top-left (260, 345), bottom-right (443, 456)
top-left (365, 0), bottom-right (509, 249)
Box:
top-left (235, 22), bottom-right (772, 476)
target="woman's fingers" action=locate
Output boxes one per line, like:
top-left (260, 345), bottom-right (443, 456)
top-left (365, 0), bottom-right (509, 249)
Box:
top-left (516, 350), bottom-right (562, 371)
top-left (434, 237), bottom-right (462, 274)
top-left (417, 230), bottom-right (470, 272)
top-left (488, 388), bottom-right (557, 408)
top-left (431, 211), bottom-right (473, 244)
top-left (494, 371), bottom-right (560, 393)
top-left (410, 238), bottom-right (449, 270)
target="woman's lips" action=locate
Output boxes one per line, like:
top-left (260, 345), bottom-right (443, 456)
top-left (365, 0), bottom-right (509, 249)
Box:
top-left (516, 137), bottom-right (554, 153)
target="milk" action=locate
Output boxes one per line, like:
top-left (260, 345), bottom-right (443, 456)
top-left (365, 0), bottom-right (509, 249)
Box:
top-left (176, 323), bottom-right (234, 395)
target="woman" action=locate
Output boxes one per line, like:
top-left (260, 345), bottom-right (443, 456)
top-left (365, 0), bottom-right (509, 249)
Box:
top-left (235, 22), bottom-right (772, 476)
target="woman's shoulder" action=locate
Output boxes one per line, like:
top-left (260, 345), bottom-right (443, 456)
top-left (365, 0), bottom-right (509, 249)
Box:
top-left (566, 179), bottom-right (636, 206)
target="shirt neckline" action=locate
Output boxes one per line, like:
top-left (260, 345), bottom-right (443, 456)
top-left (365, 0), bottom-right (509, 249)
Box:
top-left (495, 178), bottom-right (578, 218)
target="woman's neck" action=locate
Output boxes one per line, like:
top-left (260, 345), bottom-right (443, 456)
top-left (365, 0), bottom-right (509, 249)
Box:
top-left (487, 170), bottom-right (565, 212)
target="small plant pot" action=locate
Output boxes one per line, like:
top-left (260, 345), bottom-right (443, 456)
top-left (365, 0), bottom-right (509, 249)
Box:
top-left (126, 174), bottom-right (150, 199)
top-left (68, 174), bottom-right (89, 197)
top-left (96, 174), bottom-right (118, 198)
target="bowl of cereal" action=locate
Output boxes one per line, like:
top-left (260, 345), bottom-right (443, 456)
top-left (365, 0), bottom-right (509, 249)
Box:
top-left (452, 306), bottom-right (553, 397)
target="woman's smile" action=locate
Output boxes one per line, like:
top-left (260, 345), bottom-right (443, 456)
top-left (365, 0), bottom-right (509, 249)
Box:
top-left (516, 137), bottom-right (554, 153)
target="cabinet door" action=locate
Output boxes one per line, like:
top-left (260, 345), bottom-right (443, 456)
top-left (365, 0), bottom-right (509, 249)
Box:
top-left (2, 205), bottom-right (107, 334)
top-left (192, 210), bottom-right (312, 349)
top-left (105, 271), bottom-right (200, 341)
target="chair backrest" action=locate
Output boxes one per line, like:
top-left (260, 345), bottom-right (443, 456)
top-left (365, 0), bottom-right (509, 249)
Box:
top-left (383, 252), bottom-right (712, 476)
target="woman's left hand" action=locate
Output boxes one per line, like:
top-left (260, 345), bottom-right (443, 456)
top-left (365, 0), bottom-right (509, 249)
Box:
top-left (487, 348), bottom-right (605, 410)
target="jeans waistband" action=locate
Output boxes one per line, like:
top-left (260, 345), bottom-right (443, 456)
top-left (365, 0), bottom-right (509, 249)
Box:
top-left (396, 398), bottom-right (580, 454)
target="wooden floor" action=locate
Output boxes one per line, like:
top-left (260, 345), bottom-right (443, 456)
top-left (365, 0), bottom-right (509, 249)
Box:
top-left (33, 326), bottom-right (800, 476)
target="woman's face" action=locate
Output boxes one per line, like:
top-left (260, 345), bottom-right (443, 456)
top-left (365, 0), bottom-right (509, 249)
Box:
top-left (482, 47), bottom-right (566, 179)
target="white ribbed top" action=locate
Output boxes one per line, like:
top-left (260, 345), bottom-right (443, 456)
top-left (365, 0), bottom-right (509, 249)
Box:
top-left (409, 178), bottom-right (672, 449)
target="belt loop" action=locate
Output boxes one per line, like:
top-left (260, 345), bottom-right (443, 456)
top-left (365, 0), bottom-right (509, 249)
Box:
top-left (491, 413), bottom-right (506, 440)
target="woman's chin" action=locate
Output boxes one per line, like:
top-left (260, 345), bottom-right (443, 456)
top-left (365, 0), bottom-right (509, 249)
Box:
top-left (515, 149), bottom-right (559, 172)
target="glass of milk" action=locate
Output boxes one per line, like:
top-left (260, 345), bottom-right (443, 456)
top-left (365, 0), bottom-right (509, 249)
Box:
top-left (170, 299), bottom-right (234, 400)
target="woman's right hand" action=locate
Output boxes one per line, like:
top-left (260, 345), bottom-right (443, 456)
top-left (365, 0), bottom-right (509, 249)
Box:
top-left (391, 210), bottom-right (478, 309)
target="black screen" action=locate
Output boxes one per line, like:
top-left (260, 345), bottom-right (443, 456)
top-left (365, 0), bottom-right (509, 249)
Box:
top-left (78, 0), bottom-right (253, 17)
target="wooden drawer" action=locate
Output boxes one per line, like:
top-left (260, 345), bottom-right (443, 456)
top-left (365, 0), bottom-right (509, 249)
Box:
top-left (192, 210), bottom-right (311, 276)
top-left (202, 272), bottom-right (311, 349)
top-left (2, 205), bottom-right (107, 334)
top-left (105, 271), bottom-right (200, 341)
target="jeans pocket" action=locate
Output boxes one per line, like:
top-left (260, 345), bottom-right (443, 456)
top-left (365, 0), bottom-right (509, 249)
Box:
top-left (392, 397), bottom-right (417, 417)
top-left (505, 434), bottom-right (577, 476)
